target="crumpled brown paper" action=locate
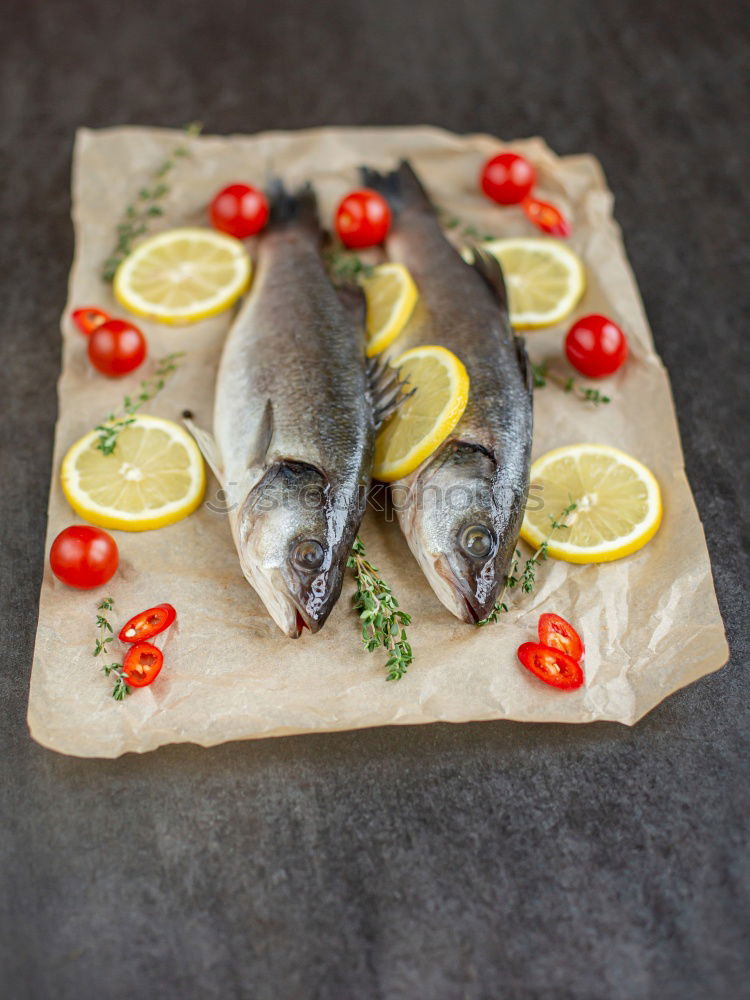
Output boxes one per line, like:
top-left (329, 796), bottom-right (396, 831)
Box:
top-left (28, 125), bottom-right (728, 757)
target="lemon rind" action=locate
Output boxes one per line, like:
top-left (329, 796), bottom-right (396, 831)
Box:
top-left (373, 345), bottom-right (469, 482)
top-left (520, 443), bottom-right (662, 563)
top-left (60, 415), bottom-right (206, 532)
top-left (113, 227), bottom-right (251, 325)
top-left (481, 237), bottom-right (586, 330)
top-left (364, 263), bottom-right (419, 358)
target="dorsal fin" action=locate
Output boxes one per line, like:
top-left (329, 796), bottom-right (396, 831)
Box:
top-left (247, 399), bottom-right (275, 469)
top-left (468, 244), bottom-right (509, 310)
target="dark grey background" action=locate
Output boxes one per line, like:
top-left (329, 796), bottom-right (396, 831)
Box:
top-left (1, 1), bottom-right (748, 998)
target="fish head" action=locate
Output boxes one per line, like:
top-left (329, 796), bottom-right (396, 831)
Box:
top-left (236, 461), bottom-right (350, 637)
top-left (400, 442), bottom-right (523, 623)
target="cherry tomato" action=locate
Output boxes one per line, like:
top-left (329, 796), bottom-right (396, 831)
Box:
top-left (119, 604), bottom-right (177, 643)
top-left (517, 642), bottom-right (584, 690)
top-left (87, 319), bottom-right (147, 377)
top-left (538, 613), bottom-right (584, 661)
top-left (480, 152), bottom-right (536, 205)
top-left (210, 183), bottom-right (269, 239)
top-left (72, 307), bottom-right (111, 336)
top-left (565, 314), bottom-right (628, 378)
top-left (335, 189), bottom-right (391, 248)
top-left (122, 642), bottom-right (164, 688)
top-left (49, 525), bottom-right (119, 590)
top-left (522, 196), bottom-right (570, 236)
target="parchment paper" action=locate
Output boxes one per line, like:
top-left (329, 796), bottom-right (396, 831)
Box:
top-left (28, 126), bottom-right (728, 757)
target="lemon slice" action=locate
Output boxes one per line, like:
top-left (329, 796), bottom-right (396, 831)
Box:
top-left (373, 346), bottom-right (469, 482)
top-left (361, 263), bottom-right (419, 357)
top-left (61, 415), bottom-right (206, 531)
top-left (521, 443), bottom-right (662, 563)
top-left (480, 237), bottom-right (585, 329)
top-left (114, 228), bottom-right (251, 325)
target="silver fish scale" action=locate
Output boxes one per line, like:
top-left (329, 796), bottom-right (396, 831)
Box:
top-left (214, 229), bottom-right (373, 499)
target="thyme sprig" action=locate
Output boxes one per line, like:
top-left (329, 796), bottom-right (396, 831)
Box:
top-left (324, 247), bottom-right (374, 284)
top-left (95, 352), bottom-right (184, 456)
top-left (439, 208), bottom-right (495, 242)
top-left (94, 598), bottom-right (130, 700)
top-left (532, 361), bottom-right (611, 406)
top-left (477, 501), bottom-right (578, 626)
top-left (347, 536), bottom-right (412, 681)
top-left (101, 122), bottom-right (202, 281)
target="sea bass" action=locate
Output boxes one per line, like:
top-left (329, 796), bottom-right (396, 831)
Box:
top-left (191, 183), bottom-right (375, 637)
top-left (361, 161), bottom-right (533, 623)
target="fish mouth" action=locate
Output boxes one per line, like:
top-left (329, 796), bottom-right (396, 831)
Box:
top-left (290, 603), bottom-right (325, 637)
top-left (434, 554), bottom-right (500, 625)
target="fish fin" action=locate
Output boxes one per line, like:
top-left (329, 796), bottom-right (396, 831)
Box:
top-left (265, 180), bottom-right (320, 235)
top-left (468, 244), bottom-right (509, 311)
top-left (247, 399), bottom-right (275, 469)
top-left (359, 159), bottom-right (434, 217)
top-left (366, 355), bottom-right (416, 428)
top-left (334, 282), bottom-right (367, 325)
top-left (182, 415), bottom-right (224, 484)
top-left (515, 335), bottom-right (534, 397)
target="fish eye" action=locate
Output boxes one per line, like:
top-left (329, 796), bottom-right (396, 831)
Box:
top-left (292, 539), bottom-right (325, 572)
top-left (459, 524), bottom-right (495, 559)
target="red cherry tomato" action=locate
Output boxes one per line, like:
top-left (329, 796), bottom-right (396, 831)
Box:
top-left (210, 183), bottom-right (269, 238)
top-left (480, 152), bottom-right (536, 205)
top-left (538, 613), bottom-right (584, 661)
top-left (49, 525), bottom-right (119, 590)
top-left (122, 641), bottom-right (164, 688)
top-left (119, 604), bottom-right (177, 643)
top-left (72, 307), bottom-right (111, 336)
top-left (522, 196), bottom-right (570, 236)
top-left (87, 319), bottom-right (147, 377)
top-left (565, 314), bottom-right (628, 378)
top-left (517, 642), bottom-right (584, 690)
top-left (335, 189), bottom-right (391, 248)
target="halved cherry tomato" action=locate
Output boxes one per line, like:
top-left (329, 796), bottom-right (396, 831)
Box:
top-left (210, 183), bottom-right (269, 238)
top-left (517, 642), bottom-right (584, 690)
top-left (49, 525), bottom-right (119, 589)
top-left (87, 318), bottom-right (147, 377)
top-left (538, 613), bottom-right (584, 661)
top-left (565, 314), bottom-right (628, 378)
top-left (72, 307), bottom-right (111, 336)
top-left (119, 604), bottom-right (176, 643)
top-left (522, 196), bottom-right (570, 236)
top-left (122, 642), bottom-right (164, 688)
top-left (335, 189), bottom-right (391, 248)
top-left (480, 152), bottom-right (536, 205)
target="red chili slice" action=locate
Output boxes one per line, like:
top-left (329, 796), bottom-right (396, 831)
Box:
top-left (517, 642), bottom-right (584, 690)
top-left (521, 196), bottom-right (570, 237)
top-left (72, 307), bottom-right (111, 336)
top-left (118, 604), bottom-right (176, 643)
top-left (122, 642), bottom-right (164, 688)
top-left (538, 613), bottom-right (584, 661)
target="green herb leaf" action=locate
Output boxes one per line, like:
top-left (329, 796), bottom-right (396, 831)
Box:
top-left (324, 247), bottom-right (375, 284)
top-left (101, 123), bottom-right (203, 282)
top-left (348, 536), bottom-right (413, 681)
top-left (532, 361), bottom-right (612, 406)
top-left (94, 353), bottom-right (184, 456)
top-left (476, 504), bottom-right (577, 626)
top-left (94, 599), bottom-right (131, 700)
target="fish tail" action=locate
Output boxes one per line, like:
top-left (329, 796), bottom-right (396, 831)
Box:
top-left (359, 160), bottom-right (433, 217)
top-left (265, 179), bottom-right (320, 234)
